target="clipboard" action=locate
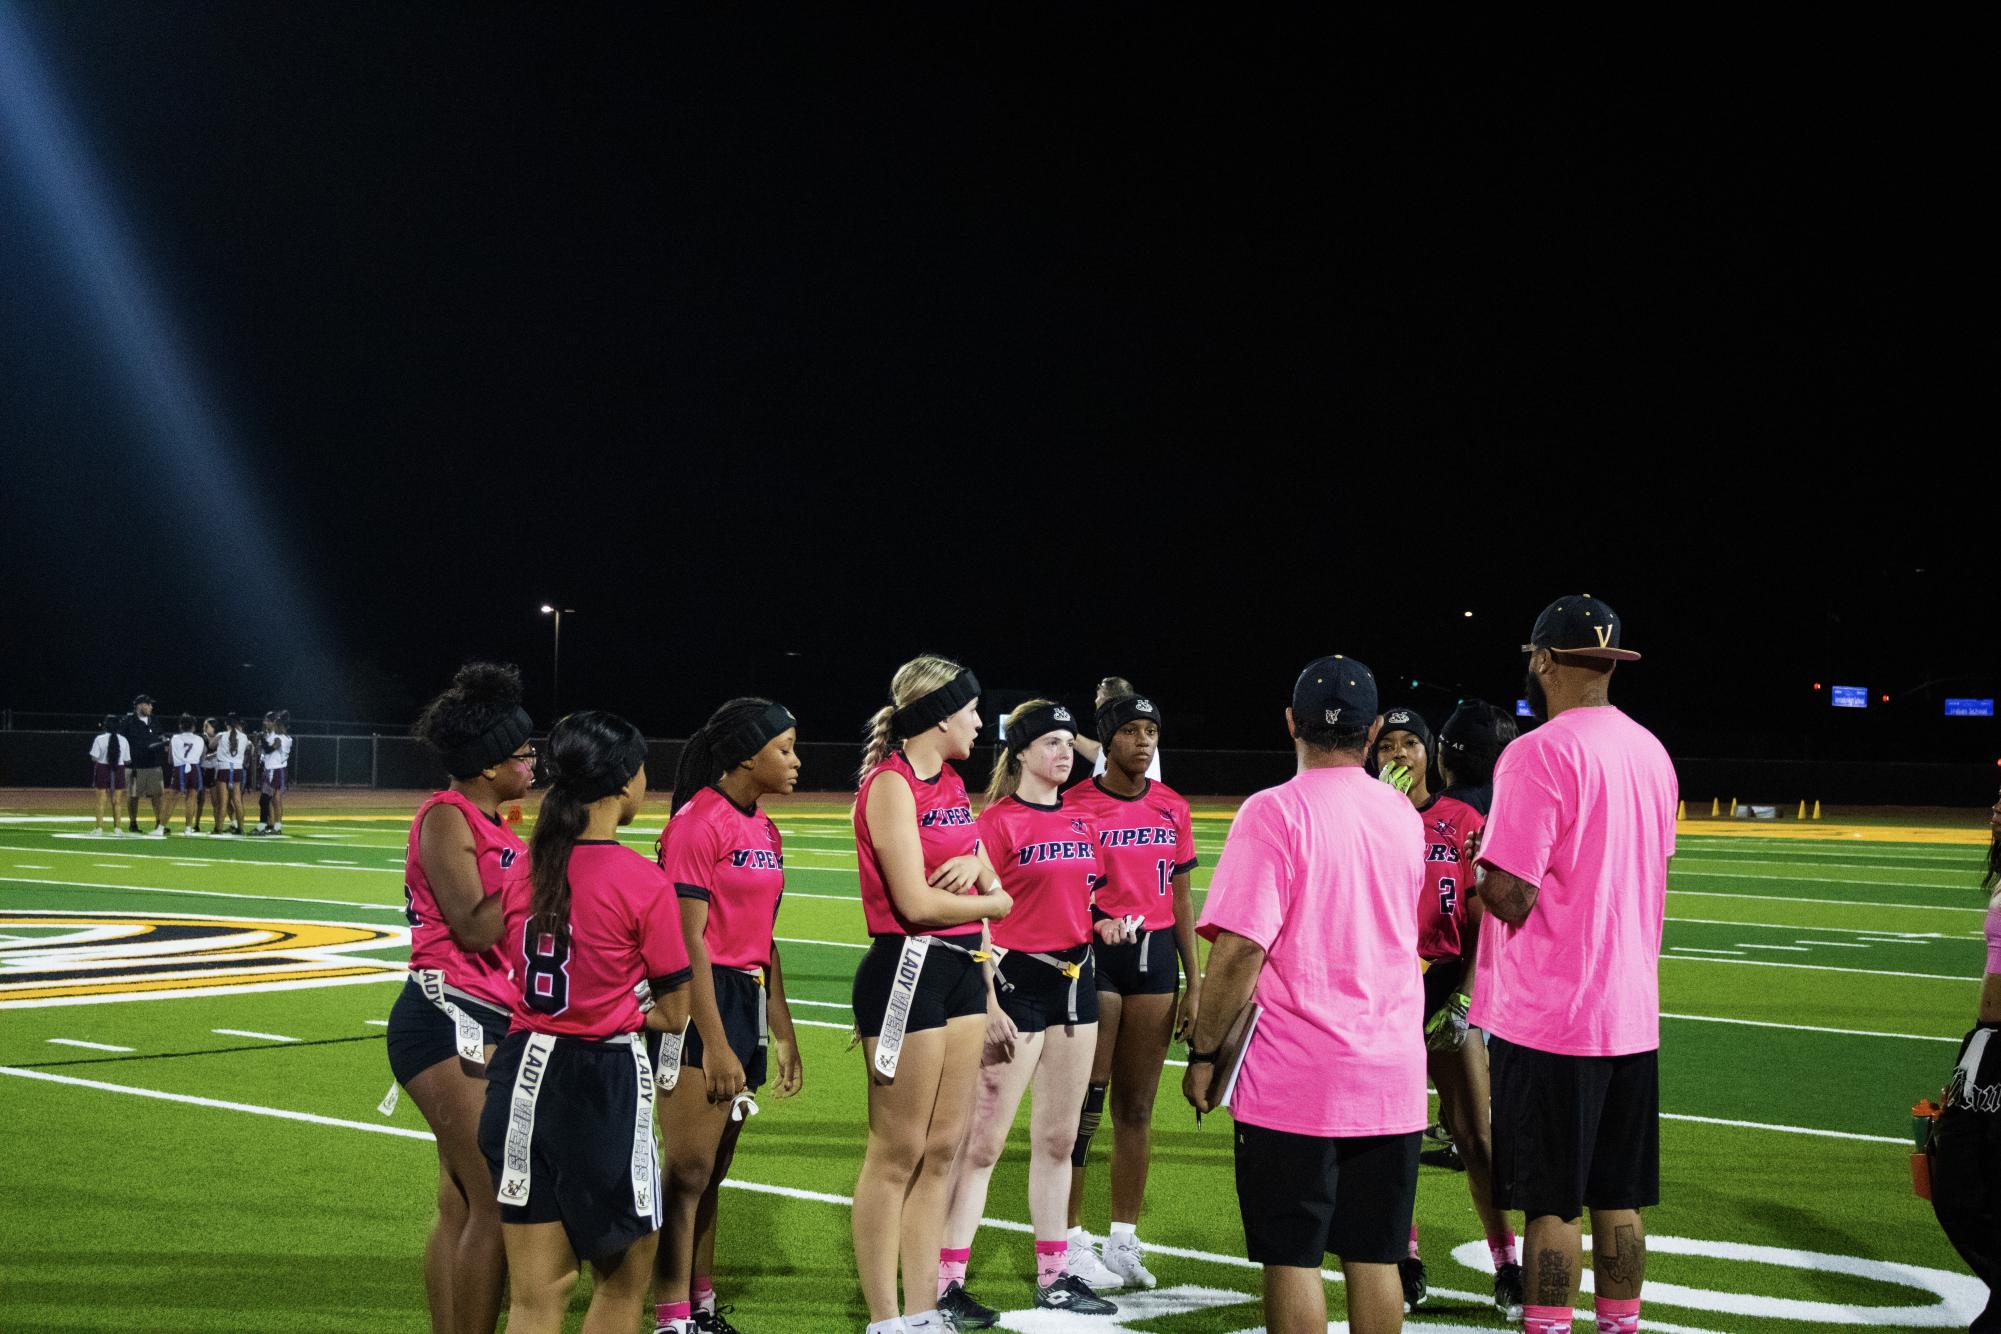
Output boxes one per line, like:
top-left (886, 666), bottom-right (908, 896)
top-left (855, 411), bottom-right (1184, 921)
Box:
top-left (1206, 1001), bottom-right (1263, 1111)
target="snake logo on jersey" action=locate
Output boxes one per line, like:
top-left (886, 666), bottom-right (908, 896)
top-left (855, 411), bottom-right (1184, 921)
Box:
top-left (0, 909), bottom-right (406, 1006)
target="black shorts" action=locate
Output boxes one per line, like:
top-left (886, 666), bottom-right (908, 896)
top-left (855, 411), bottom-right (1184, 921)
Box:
top-left (995, 944), bottom-right (1098, 1032)
top-left (385, 976), bottom-right (511, 1087)
top-left (1489, 1036), bottom-right (1660, 1221)
top-left (850, 932), bottom-right (986, 1039)
top-left (1093, 925), bottom-right (1179, 997)
top-left (1233, 1121), bottom-right (1420, 1266)
top-left (682, 965), bottom-right (768, 1090)
top-left (1420, 955), bottom-right (1467, 1025)
top-left (480, 1030), bottom-right (661, 1262)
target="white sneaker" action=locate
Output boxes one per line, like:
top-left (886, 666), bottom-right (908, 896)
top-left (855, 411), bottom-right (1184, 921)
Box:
top-left (1064, 1233), bottom-right (1125, 1290)
top-left (1102, 1235), bottom-right (1158, 1289)
top-left (148, 828), bottom-right (167, 837)
top-left (653, 1321), bottom-right (694, 1334)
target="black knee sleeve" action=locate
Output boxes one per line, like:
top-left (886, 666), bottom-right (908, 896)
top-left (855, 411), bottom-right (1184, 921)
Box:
top-left (259, 793), bottom-right (272, 824)
top-left (1072, 1081), bottom-right (1109, 1168)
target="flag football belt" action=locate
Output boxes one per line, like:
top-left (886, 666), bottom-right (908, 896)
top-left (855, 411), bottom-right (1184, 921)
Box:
top-left (989, 944), bottom-right (1089, 1026)
top-left (871, 934), bottom-right (990, 1080)
top-left (652, 965), bottom-right (766, 1091)
top-left (497, 1032), bottom-right (656, 1215)
top-left (375, 969), bottom-right (492, 1116)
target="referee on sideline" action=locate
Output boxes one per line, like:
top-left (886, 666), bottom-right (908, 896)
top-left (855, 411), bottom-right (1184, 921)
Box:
top-left (1471, 596), bottom-right (1677, 1334)
top-left (1186, 655), bottom-right (1427, 1334)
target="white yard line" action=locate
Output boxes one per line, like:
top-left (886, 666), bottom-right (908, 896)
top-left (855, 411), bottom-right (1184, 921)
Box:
top-left (212, 1028), bottom-right (300, 1043)
top-left (1670, 888), bottom-right (1984, 915)
top-left (1661, 1012), bottom-right (1956, 1044)
top-left (1665, 955), bottom-right (1973, 982)
top-left (0, 874), bottom-right (403, 913)
top-left (1669, 947), bottom-right (1744, 956)
top-left (1735, 943), bottom-right (1810, 952)
top-left (45, 1038), bottom-right (133, 1052)
top-left (1795, 940), bottom-right (1872, 948)
top-left (6, 845), bottom-right (398, 874)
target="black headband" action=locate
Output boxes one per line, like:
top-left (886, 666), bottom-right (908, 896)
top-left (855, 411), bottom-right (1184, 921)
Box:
top-left (544, 728), bottom-right (647, 802)
top-left (714, 702), bottom-right (797, 769)
top-left (1095, 695), bottom-right (1162, 747)
top-left (1006, 703), bottom-right (1079, 756)
top-left (438, 706), bottom-right (535, 779)
top-left (891, 669), bottom-right (981, 739)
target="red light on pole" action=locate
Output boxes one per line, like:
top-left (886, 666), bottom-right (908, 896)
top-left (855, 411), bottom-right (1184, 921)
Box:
top-left (1812, 682), bottom-right (1822, 690)
top-left (1881, 694), bottom-right (1890, 703)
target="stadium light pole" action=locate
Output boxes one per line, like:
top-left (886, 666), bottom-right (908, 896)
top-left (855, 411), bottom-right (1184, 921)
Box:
top-left (541, 605), bottom-right (575, 719)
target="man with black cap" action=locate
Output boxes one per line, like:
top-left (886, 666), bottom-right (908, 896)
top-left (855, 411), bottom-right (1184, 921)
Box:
top-left (1184, 655), bottom-right (1427, 1334)
top-left (118, 695), bottom-right (167, 835)
top-left (1471, 596), bottom-right (1677, 1334)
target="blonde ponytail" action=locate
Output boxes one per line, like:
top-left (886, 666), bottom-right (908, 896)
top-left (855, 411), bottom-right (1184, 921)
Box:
top-left (856, 654), bottom-right (967, 786)
top-left (984, 698), bottom-right (1055, 807)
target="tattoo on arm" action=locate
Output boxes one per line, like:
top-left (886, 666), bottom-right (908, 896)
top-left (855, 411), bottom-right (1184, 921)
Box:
top-left (1480, 866), bottom-right (1539, 926)
top-left (1535, 1248), bottom-right (1574, 1305)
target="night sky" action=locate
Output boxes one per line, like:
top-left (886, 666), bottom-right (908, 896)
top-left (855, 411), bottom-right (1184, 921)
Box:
top-left (1, 6), bottom-right (1992, 765)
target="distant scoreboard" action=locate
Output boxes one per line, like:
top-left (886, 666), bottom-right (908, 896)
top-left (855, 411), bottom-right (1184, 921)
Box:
top-left (1830, 686), bottom-right (1868, 710)
top-left (1516, 699), bottom-right (1533, 717)
top-left (1946, 698), bottom-right (1995, 718)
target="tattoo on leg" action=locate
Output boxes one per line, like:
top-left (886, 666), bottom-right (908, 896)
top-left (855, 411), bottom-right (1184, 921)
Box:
top-left (1599, 1224), bottom-right (1641, 1289)
top-left (1535, 1248), bottom-right (1573, 1305)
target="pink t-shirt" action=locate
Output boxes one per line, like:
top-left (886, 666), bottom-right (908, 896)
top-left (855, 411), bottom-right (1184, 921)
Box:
top-left (1470, 705), bottom-right (1678, 1057)
top-left (1198, 766), bottom-right (1427, 1138)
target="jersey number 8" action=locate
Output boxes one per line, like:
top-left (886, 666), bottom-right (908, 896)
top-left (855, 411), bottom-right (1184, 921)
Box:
top-left (523, 927), bottom-right (572, 1016)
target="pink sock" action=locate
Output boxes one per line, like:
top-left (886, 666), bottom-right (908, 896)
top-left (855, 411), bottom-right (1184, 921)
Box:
top-left (1596, 1296), bottom-right (1641, 1333)
top-left (1488, 1229), bottom-right (1519, 1269)
top-left (1035, 1239), bottom-right (1067, 1287)
top-left (693, 1278), bottom-right (716, 1314)
top-left (1524, 1304), bottom-right (1574, 1334)
top-left (938, 1246), bottom-right (971, 1296)
top-left (1408, 1223), bottom-right (1421, 1260)
top-left (655, 1300), bottom-right (691, 1325)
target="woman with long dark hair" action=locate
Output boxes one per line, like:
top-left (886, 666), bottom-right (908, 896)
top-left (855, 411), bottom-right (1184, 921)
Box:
top-left (1374, 699), bottom-right (1521, 1320)
top-left (479, 709), bottom-right (692, 1334)
top-left (1059, 693), bottom-right (1198, 1292)
top-left (386, 662), bottom-right (537, 1334)
top-left (88, 714), bottom-right (129, 834)
top-left (1930, 785), bottom-right (2001, 1331)
top-left (213, 713), bottom-right (248, 835)
top-left (849, 655), bottom-right (1012, 1334)
top-left (652, 698), bottom-right (805, 1334)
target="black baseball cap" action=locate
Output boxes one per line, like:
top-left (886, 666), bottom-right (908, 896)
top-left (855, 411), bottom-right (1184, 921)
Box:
top-left (1522, 595), bottom-right (1640, 661)
top-left (132, 693), bottom-right (155, 706)
top-left (1439, 699), bottom-right (1508, 757)
top-left (1292, 655), bottom-right (1378, 728)
top-left (1378, 704), bottom-right (1431, 752)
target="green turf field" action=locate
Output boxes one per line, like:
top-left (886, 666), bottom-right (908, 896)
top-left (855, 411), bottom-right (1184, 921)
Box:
top-left (0, 797), bottom-right (1990, 1332)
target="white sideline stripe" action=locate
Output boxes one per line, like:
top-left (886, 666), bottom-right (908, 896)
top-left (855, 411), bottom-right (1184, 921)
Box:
top-left (2, 845), bottom-right (398, 874)
top-left (776, 935), bottom-right (865, 951)
top-left (1675, 868), bottom-right (1965, 890)
top-left (1796, 940), bottom-right (1872, 948)
top-left (364, 1019), bottom-right (389, 1026)
top-left (213, 1028), bottom-right (300, 1043)
top-left (0, 874), bottom-right (405, 913)
top-left (13, 864), bottom-right (50, 869)
top-left (0, 972), bottom-right (403, 1008)
top-left (1665, 954), bottom-right (1974, 983)
top-left (1670, 888), bottom-right (1985, 915)
top-left (789, 998), bottom-right (846, 1009)
top-left (1661, 1012), bottom-right (1957, 1044)
top-left (1735, 943), bottom-right (1810, 952)
top-left (1668, 915), bottom-right (1956, 939)
top-left (46, 1038), bottom-right (132, 1052)
top-left (1669, 948), bottom-right (1743, 956)
top-left (792, 1018), bottom-right (850, 1032)
top-left (1661, 1112), bottom-right (1903, 1145)
top-left (0, 1066), bottom-right (436, 1139)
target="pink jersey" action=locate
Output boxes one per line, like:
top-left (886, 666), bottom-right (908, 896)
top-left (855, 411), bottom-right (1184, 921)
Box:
top-left (1199, 766), bottom-right (1427, 1138)
top-left (657, 786), bottom-right (785, 970)
top-left (1061, 777), bottom-right (1198, 930)
top-left (1416, 790), bottom-right (1487, 961)
top-left (503, 841), bottom-right (693, 1040)
top-left (977, 795), bottom-right (1100, 953)
top-left (403, 790), bottom-right (524, 1012)
top-left (855, 750), bottom-right (982, 937)
top-left (1470, 705), bottom-right (1677, 1057)
top-left (1987, 904), bottom-right (2001, 975)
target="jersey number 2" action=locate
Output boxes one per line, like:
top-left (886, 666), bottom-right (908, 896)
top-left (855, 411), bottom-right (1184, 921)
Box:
top-left (523, 928), bottom-right (571, 1016)
top-left (1438, 876), bottom-right (1457, 917)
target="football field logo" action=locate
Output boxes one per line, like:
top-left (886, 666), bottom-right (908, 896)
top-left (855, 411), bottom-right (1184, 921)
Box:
top-left (0, 909), bottom-right (407, 1007)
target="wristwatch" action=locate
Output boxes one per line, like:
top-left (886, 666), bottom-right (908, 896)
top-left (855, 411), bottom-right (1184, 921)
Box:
top-left (1186, 1047), bottom-right (1220, 1064)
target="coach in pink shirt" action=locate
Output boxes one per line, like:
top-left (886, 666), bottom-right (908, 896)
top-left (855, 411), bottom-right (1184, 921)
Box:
top-left (1472, 595), bottom-right (1677, 1334)
top-left (1185, 655), bottom-right (1426, 1334)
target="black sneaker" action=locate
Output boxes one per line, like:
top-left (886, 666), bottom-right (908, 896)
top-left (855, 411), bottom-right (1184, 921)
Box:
top-left (1418, 1141), bottom-right (1465, 1171)
top-left (1494, 1261), bottom-right (1525, 1321)
top-left (692, 1306), bottom-right (742, 1334)
top-left (937, 1282), bottom-right (998, 1330)
top-left (1035, 1273), bottom-right (1117, 1315)
top-left (1399, 1256), bottom-right (1428, 1312)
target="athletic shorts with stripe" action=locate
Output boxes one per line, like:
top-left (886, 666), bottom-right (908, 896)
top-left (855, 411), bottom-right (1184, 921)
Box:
top-left (850, 931), bottom-right (985, 1039)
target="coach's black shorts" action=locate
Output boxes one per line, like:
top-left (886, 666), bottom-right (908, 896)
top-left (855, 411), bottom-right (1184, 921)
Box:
top-left (995, 943), bottom-right (1098, 1033)
top-left (1093, 926), bottom-right (1179, 997)
top-left (1420, 955), bottom-right (1467, 1026)
top-left (682, 965), bottom-right (768, 1090)
top-left (1234, 1121), bottom-right (1420, 1266)
top-left (850, 931), bottom-right (987, 1039)
top-left (480, 1030), bottom-right (661, 1262)
top-left (385, 977), bottom-right (510, 1087)
top-left (1488, 1035), bottom-right (1660, 1221)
